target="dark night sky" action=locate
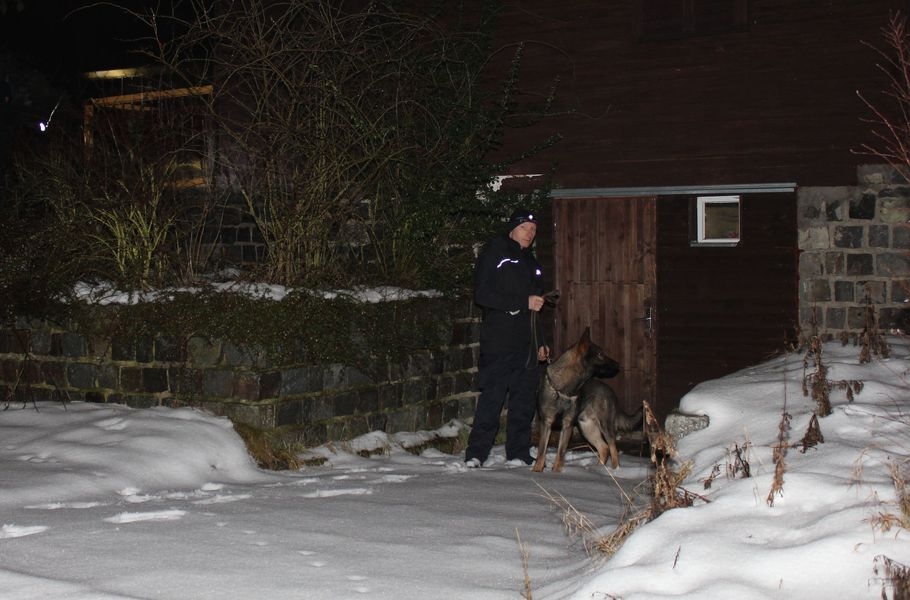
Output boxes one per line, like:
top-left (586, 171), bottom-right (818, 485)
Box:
top-left (0, 1), bottom-right (164, 79)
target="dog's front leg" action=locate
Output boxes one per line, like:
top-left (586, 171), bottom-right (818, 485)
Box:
top-left (552, 414), bottom-right (575, 472)
top-left (531, 418), bottom-right (553, 472)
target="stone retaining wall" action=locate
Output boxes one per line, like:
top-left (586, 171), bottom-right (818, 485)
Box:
top-left (0, 299), bottom-right (481, 446)
top-left (798, 165), bottom-right (910, 337)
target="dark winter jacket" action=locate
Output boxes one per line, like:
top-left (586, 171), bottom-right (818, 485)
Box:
top-left (474, 234), bottom-right (545, 355)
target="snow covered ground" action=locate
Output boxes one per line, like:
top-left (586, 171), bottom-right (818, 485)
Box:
top-left (2, 336), bottom-right (910, 599)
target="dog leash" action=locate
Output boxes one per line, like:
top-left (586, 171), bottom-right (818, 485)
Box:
top-left (527, 290), bottom-right (560, 368)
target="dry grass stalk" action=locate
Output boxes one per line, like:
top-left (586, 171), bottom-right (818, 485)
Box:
top-left (872, 461), bottom-right (910, 534)
top-left (857, 305), bottom-right (891, 364)
top-left (874, 555), bottom-right (910, 600)
top-left (798, 413), bottom-right (824, 453)
top-left (802, 334), bottom-right (864, 416)
top-left (537, 484), bottom-right (608, 556)
top-left (516, 528), bottom-right (533, 600)
top-left (767, 410), bottom-right (791, 507)
top-left (702, 463), bottom-right (721, 490)
top-left (540, 401), bottom-right (703, 563)
top-left (726, 442), bottom-right (752, 479)
top-left (232, 422), bottom-right (304, 470)
top-left (644, 401), bottom-right (697, 516)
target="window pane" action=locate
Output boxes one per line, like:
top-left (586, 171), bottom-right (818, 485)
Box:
top-left (704, 202), bottom-right (740, 240)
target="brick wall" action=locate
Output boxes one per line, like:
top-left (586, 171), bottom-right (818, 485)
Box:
top-left (798, 165), bottom-right (910, 337)
top-left (0, 299), bottom-right (481, 446)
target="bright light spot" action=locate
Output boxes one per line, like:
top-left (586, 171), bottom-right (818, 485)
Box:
top-left (38, 122), bottom-right (47, 132)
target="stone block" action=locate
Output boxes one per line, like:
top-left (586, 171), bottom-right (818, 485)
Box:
top-left (98, 364), bottom-right (119, 389)
top-left (833, 226), bottom-right (863, 248)
top-left (386, 408), bottom-right (418, 434)
top-left (857, 281), bottom-right (886, 304)
top-left (110, 336), bottom-right (135, 361)
top-left (154, 337), bottom-right (181, 362)
top-left (322, 364), bottom-right (372, 390)
top-left (40, 361), bottom-right (66, 386)
top-left (846, 254), bottom-right (874, 276)
top-left (57, 332), bottom-right (87, 358)
top-left (143, 368), bottom-right (169, 393)
top-left (66, 363), bottom-right (97, 389)
top-left (798, 226), bottom-right (830, 250)
top-left (833, 281), bottom-right (854, 302)
top-left (868, 225), bottom-right (889, 247)
top-left (406, 352), bottom-right (434, 379)
top-left (136, 338), bottom-right (154, 363)
top-left (121, 367), bottom-right (142, 392)
top-left (797, 187), bottom-right (851, 224)
top-left (825, 307), bottom-right (845, 329)
top-left (378, 382), bottom-right (403, 410)
top-left (895, 225), bottom-right (910, 249)
top-left (848, 306), bottom-right (872, 329)
top-left (850, 193), bottom-right (876, 219)
top-left (276, 399), bottom-right (303, 427)
top-left (174, 368), bottom-right (204, 395)
top-left (891, 280), bottom-right (910, 302)
top-left (280, 366), bottom-right (322, 396)
top-left (879, 196), bottom-right (910, 224)
top-left (232, 373), bottom-right (259, 401)
top-left (367, 413), bottom-right (388, 433)
top-left (401, 379), bottom-right (431, 404)
top-left (259, 371), bottom-right (281, 399)
top-left (799, 253), bottom-right (823, 279)
top-left (30, 329), bottom-right (52, 355)
top-left (802, 280), bottom-right (831, 302)
top-left (435, 373), bottom-right (455, 399)
top-left (824, 252), bottom-right (844, 275)
top-left (303, 396), bottom-right (335, 421)
top-left (123, 395), bottom-right (159, 409)
top-left (222, 342), bottom-right (259, 367)
top-left (186, 336), bottom-right (222, 367)
top-left (0, 330), bottom-right (28, 354)
top-left (665, 411), bottom-right (710, 441)
top-left (203, 369), bottom-right (235, 398)
top-left (857, 164), bottom-right (890, 185)
top-left (881, 307), bottom-right (910, 330)
top-left (878, 253), bottom-right (910, 277)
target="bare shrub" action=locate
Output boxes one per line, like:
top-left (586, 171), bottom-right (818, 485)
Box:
top-left (802, 334), bottom-right (864, 417)
top-left (875, 555), bottom-right (910, 600)
top-left (767, 410), bottom-right (791, 507)
top-left (798, 413), bottom-right (825, 453)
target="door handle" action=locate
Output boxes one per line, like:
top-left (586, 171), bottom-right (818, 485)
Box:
top-left (635, 306), bottom-right (653, 338)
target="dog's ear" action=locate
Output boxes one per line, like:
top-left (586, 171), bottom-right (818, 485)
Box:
top-left (575, 327), bottom-right (591, 355)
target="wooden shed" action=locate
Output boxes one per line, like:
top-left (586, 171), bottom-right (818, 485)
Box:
top-left (492, 0), bottom-right (902, 420)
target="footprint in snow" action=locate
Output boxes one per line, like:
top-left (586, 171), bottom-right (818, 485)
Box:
top-left (193, 493), bottom-right (252, 505)
top-left (346, 575), bottom-right (370, 593)
top-left (300, 488), bottom-right (373, 499)
top-left (25, 501), bottom-right (107, 510)
top-left (103, 509), bottom-right (186, 524)
top-left (0, 524), bottom-right (48, 539)
top-left (95, 417), bottom-right (128, 431)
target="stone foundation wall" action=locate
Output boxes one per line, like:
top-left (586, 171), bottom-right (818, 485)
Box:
top-left (0, 300), bottom-right (481, 446)
top-left (798, 165), bottom-right (910, 338)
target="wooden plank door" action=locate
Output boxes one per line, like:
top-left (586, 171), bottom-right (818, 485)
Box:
top-left (552, 196), bottom-right (657, 417)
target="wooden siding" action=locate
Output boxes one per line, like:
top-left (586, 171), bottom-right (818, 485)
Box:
top-left (655, 193), bottom-right (799, 410)
top-left (490, 0), bottom-right (902, 188)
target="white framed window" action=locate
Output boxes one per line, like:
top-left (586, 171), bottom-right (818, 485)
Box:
top-left (693, 195), bottom-right (740, 246)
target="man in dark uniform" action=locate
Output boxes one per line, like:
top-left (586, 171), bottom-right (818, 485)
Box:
top-left (465, 208), bottom-right (550, 468)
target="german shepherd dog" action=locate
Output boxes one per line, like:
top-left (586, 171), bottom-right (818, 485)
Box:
top-left (575, 377), bottom-right (642, 469)
top-left (532, 327), bottom-right (632, 472)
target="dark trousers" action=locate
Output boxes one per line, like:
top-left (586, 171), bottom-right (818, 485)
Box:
top-left (466, 351), bottom-right (540, 463)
